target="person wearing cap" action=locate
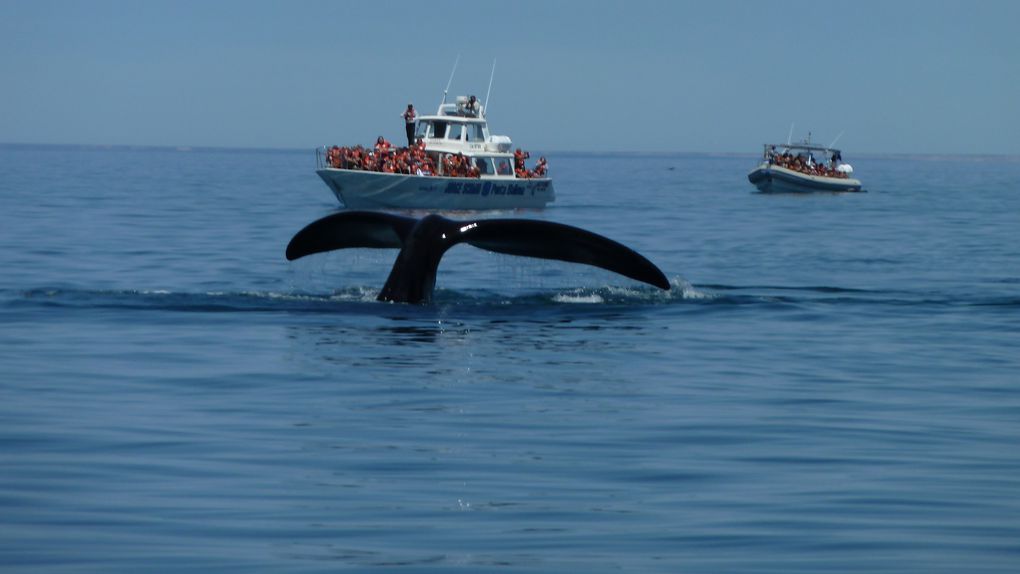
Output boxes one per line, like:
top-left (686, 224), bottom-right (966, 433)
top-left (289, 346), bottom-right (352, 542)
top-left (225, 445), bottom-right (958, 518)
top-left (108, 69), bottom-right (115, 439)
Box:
top-left (401, 103), bottom-right (416, 147)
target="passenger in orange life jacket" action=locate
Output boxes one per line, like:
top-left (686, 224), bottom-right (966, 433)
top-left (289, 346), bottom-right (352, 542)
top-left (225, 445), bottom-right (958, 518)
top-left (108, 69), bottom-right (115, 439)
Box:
top-left (442, 153), bottom-right (456, 176)
top-left (375, 136), bottom-right (391, 155)
top-left (514, 148), bottom-right (529, 172)
top-left (401, 103), bottom-right (416, 147)
top-left (416, 159), bottom-right (433, 176)
top-left (454, 153), bottom-right (468, 177)
top-left (533, 156), bottom-right (548, 177)
top-left (412, 137), bottom-right (427, 160)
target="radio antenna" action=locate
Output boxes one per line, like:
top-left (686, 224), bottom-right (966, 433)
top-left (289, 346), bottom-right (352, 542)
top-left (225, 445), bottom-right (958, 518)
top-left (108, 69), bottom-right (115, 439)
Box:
top-left (440, 54), bottom-right (460, 108)
top-left (483, 58), bottom-right (496, 117)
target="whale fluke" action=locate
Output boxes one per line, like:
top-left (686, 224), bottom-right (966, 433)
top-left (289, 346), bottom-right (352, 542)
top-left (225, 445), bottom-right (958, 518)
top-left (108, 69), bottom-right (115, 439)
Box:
top-left (286, 211), bottom-right (670, 304)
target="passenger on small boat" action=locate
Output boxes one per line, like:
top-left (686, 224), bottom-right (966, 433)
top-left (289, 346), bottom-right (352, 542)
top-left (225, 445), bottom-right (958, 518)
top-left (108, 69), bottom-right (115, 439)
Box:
top-left (766, 147), bottom-right (850, 179)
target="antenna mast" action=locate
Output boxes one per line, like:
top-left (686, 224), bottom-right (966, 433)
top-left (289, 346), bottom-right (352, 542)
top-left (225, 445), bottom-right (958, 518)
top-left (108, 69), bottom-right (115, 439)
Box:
top-left (440, 54), bottom-right (460, 109)
top-left (483, 59), bottom-right (496, 117)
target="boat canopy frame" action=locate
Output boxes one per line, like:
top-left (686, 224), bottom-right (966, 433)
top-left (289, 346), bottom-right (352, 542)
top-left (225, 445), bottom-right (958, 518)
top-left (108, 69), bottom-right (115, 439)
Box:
top-left (763, 143), bottom-right (844, 158)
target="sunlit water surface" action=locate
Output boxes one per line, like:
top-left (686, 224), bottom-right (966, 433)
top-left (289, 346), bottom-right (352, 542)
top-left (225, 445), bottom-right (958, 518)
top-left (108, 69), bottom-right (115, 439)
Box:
top-left (2, 146), bottom-right (1019, 572)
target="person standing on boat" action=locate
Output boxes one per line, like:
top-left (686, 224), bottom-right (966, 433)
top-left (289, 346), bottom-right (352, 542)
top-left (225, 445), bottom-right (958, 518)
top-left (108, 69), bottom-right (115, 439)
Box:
top-left (533, 156), bottom-right (548, 177)
top-left (401, 103), bottom-right (417, 147)
top-left (465, 95), bottom-right (481, 117)
top-left (514, 148), bottom-right (529, 172)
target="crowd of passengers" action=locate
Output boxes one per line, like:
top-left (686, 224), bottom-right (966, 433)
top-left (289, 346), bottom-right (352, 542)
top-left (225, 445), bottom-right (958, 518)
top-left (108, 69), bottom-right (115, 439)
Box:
top-left (766, 147), bottom-right (850, 179)
top-left (324, 137), bottom-right (548, 178)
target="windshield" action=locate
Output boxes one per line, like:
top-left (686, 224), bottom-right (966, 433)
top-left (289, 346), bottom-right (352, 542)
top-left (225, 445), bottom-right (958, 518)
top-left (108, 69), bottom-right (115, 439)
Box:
top-left (421, 120), bottom-right (446, 139)
top-left (466, 124), bottom-right (485, 142)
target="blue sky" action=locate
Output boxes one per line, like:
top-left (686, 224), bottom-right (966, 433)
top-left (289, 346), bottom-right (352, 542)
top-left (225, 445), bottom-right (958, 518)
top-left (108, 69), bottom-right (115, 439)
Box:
top-left (2, 0), bottom-right (1018, 154)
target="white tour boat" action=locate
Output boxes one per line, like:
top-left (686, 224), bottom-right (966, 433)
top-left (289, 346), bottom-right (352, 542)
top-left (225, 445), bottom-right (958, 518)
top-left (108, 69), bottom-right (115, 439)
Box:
top-left (316, 94), bottom-right (554, 210)
top-left (747, 139), bottom-right (863, 193)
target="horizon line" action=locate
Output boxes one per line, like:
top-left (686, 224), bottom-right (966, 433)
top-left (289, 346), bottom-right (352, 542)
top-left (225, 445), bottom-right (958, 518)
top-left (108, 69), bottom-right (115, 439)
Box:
top-left (3, 141), bottom-right (1019, 161)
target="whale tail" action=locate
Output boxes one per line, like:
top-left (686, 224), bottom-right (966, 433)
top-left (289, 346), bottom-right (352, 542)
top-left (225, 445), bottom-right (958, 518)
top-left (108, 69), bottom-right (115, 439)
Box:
top-left (287, 211), bottom-right (670, 303)
top-left (285, 211), bottom-right (413, 259)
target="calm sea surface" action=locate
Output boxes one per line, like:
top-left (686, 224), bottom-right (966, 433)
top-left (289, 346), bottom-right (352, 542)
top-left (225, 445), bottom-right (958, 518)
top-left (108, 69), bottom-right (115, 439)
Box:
top-left (2, 145), bottom-right (1019, 573)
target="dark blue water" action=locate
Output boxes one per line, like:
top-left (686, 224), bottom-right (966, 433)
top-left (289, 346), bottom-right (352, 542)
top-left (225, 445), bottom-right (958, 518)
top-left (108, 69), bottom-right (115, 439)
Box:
top-left (2, 145), bottom-right (1019, 572)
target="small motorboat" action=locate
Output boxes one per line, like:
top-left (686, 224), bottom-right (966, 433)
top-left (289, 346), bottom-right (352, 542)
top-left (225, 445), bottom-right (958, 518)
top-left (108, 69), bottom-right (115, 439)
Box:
top-left (748, 137), bottom-right (863, 193)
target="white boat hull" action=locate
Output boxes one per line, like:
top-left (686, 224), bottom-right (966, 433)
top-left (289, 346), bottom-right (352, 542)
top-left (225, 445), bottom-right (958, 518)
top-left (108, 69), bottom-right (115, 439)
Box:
top-left (316, 168), bottom-right (555, 210)
top-left (748, 163), bottom-right (863, 193)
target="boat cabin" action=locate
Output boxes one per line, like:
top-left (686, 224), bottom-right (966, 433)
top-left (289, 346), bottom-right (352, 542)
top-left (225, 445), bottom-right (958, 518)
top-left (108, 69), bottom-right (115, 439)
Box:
top-left (416, 118), bottom-right (488, 145)
top-left (415, 95), bottom-right (514, 155)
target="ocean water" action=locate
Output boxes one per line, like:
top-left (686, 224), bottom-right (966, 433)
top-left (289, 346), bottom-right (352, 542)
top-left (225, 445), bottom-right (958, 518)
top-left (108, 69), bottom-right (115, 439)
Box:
top-left (1, 144), bottom-right (1019, 573)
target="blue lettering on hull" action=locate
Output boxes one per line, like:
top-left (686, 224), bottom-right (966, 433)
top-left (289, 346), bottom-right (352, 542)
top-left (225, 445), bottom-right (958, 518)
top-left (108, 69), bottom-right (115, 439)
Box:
top-left (443, 180), bottom-right (546, 196)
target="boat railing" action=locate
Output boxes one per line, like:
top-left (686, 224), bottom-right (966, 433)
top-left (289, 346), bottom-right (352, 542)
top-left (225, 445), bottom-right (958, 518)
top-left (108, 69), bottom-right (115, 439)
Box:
top-left (316, 143), bottom-right (549, 180)
top-left (764, 150), bottom-right (852, 180)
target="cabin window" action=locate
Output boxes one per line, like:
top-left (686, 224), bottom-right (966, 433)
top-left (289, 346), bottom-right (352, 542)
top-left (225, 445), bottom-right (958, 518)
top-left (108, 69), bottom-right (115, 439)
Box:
top-left (447, 123), bottom-right (464, 141)
top-left (496, 158), bottom-right (512, 175)
top-left (474, 157), bottom-right (494, 175)
top-left (429, 121), bottom-right (447, 139)
top-left (466, 124), bottom-right (485, 142)
top-left (416, 121), bottom-right (431, 139)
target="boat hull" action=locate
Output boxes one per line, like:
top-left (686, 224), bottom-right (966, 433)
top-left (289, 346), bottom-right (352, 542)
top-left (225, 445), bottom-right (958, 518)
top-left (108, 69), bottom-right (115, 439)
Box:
top-left (747, 164), bottom-right (863, 193)
top-left (316, 168), bottom-right (555, 210)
